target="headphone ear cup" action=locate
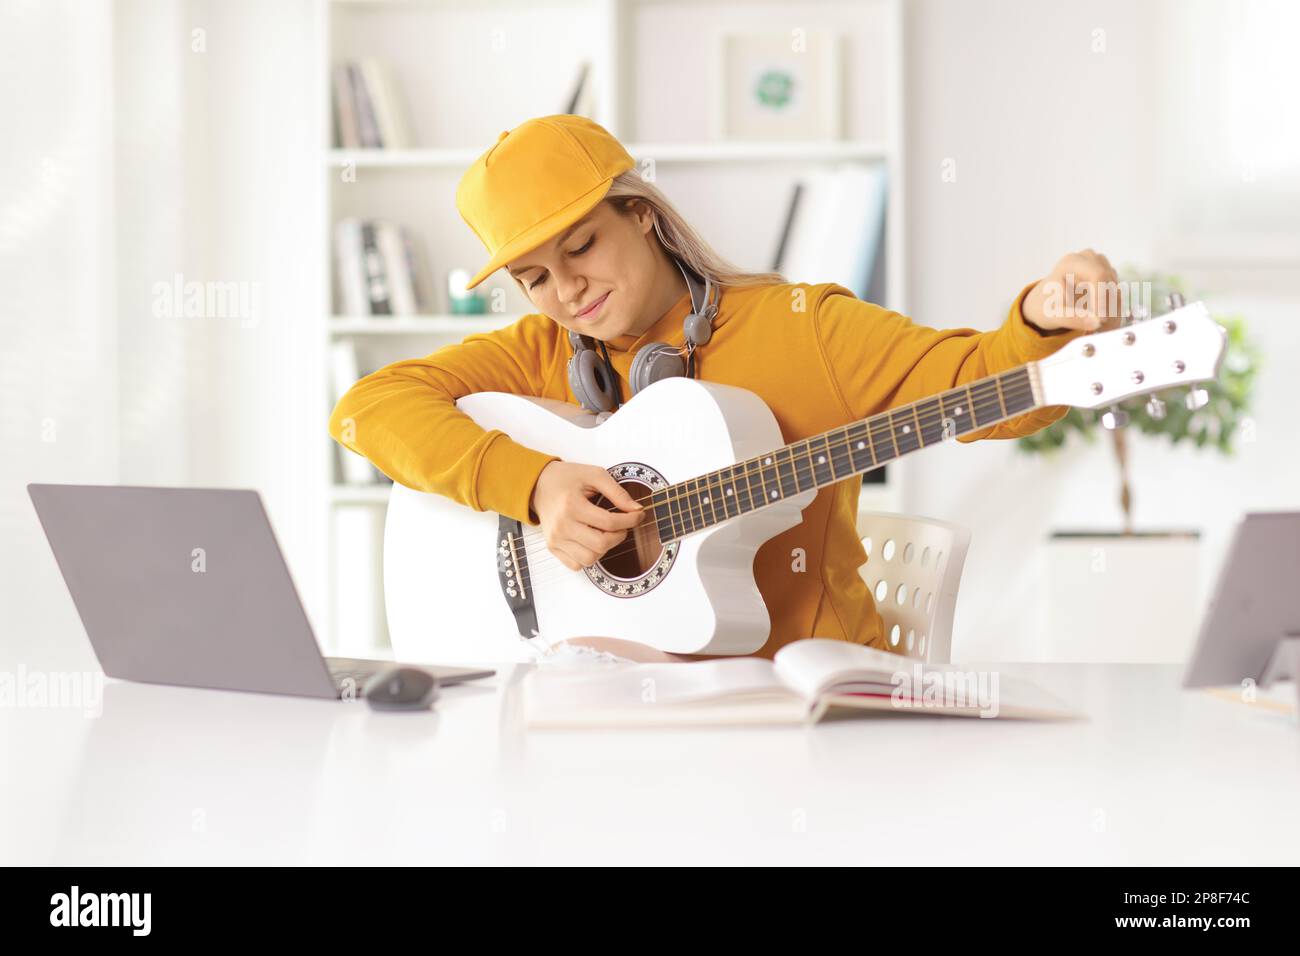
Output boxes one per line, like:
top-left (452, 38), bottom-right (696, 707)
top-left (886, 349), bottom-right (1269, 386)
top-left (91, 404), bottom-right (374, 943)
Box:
top-left (629, 342), bottom-right (686, 395)
top-left (683, 310), bottom-right (712, 346)
top-left (568, 345), bottom-right (616, 413)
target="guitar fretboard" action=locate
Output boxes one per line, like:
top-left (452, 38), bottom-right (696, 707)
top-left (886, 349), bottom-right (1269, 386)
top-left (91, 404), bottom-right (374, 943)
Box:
top-left (649, 365), bottom-right (1039, 543)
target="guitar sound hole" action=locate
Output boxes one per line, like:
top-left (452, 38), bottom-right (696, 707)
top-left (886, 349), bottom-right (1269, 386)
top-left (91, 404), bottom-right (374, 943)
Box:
top-left (592, 479), bottom-right (661, 580)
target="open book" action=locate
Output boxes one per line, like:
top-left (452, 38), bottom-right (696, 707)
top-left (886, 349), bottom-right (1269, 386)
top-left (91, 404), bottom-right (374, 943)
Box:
top-left (523, 639), bottom-right (1083, 728)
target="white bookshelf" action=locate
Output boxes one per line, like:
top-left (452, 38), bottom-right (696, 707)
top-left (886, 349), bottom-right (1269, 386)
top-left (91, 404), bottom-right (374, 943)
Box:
top-left (314, 0), bottom-right (907, 656)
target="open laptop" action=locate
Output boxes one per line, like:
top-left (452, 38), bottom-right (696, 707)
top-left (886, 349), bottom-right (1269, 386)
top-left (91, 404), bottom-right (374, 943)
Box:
top-left (27, 483), bottom-right (493, 699)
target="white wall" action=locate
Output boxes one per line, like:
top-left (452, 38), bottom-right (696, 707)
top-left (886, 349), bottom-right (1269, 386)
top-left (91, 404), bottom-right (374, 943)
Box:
top-left (902, 0), bottom-right (1300, 660)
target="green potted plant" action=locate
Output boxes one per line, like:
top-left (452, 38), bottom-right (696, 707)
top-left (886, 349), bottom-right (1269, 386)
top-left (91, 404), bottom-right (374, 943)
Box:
top-left (1015, 271), bottom-right (1260, 662)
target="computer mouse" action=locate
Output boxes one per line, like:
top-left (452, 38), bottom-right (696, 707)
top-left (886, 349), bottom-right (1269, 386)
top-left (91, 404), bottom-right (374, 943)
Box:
top-left (363, 666), bottom-right (440, 711)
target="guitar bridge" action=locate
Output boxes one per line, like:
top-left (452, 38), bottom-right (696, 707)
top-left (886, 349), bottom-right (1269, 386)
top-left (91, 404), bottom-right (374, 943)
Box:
top-left (496, 515), bottom-right (539, 639)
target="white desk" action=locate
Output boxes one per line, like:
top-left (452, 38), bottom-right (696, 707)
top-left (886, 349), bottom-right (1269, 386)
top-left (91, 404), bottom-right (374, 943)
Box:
top-left (3, 653), bottom-right (1298, 865)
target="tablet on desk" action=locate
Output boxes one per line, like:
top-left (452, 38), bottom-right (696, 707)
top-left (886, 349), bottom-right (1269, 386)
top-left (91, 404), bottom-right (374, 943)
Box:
top-left (1183, 511), bottom-right (1300, 696)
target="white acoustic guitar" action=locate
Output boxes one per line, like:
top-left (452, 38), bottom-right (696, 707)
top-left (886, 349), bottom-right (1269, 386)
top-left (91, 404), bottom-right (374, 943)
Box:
top-left (384, 302), bottom-right (1226, 663)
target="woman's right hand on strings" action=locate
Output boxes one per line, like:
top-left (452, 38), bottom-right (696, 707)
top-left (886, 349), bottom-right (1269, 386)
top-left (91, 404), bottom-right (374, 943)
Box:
top-left (529, 461), bottom-right (645, 571)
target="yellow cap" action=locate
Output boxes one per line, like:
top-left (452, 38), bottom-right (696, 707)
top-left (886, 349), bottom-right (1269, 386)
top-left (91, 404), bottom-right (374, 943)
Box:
top-left (455, 115), bottom-right (636, 289)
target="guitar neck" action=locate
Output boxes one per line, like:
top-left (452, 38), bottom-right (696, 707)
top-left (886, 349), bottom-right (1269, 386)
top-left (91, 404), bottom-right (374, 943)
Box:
top-left (649, 364), bottom-right (1042, 543)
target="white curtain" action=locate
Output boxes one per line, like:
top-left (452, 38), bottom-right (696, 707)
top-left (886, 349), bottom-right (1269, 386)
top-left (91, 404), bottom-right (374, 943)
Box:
top-left (0, 0), bottom-right (320, 667)
top-left (1, 0), bottom-right (124, 668)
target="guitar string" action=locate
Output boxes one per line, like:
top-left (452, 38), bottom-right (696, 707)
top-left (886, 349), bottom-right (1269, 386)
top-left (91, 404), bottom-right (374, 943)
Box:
top-left (509, 378), bottom-right (1036, 586)
top-left (513, 377), bottom-right (1036, 585)
top-left (512, 378), bottom-right (1036, 585)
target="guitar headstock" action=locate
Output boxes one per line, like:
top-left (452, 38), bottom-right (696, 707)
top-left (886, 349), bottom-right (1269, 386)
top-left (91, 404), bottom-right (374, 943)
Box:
top-left (1035, 300), bottom-right (1227, 411)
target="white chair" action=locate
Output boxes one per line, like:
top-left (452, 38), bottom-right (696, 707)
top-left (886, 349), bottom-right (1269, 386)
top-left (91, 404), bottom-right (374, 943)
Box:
top-left (857, 511), bottom-right (971, 664)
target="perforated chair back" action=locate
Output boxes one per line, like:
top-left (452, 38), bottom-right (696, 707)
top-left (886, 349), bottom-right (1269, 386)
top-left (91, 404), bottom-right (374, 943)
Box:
top-left (857, 511), bottom-right (971, 664)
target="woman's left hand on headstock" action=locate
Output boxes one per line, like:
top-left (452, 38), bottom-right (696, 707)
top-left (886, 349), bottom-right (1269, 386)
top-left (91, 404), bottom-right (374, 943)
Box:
top-left (1021, 249), bottom-right (1126, 334)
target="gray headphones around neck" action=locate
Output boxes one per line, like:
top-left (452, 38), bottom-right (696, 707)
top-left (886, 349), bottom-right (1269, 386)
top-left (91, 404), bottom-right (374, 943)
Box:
top-left (566, 258), bottom-right (718, 414)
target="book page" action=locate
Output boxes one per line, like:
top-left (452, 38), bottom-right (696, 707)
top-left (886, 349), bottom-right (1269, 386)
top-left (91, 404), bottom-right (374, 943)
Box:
top-left (527, 694), bottom-right (810, 729)
top-left (774, 639), bottom-right (1083, 719)
top-left (523, 657), bottom-right (792, 720)
top-left (773, 638), bottom-right (907, 699)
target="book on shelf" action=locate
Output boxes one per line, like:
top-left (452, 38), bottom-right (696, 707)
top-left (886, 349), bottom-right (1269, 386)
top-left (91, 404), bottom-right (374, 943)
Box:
top-left (523, 638), bottom-right (1082, 728)
top-left (360, 222), bottom-right (391, 315)
top-left (359, 58), bottom-right (414, 149)
top-left (328, 339), bottom-right (386, 486)
top-left (333, 57), bottom-right (414, 149)
top-left (375, 223), bottom-right (416, 315)
top-left (334, 217), bottom-right (432, 317)
top-left (402, 230), bottom-right (433, 316)
top-left (347, 62), bottom-right (380, 149)
top-left (331, 64), bottom-right (357, 151)
top-left (564, 60), bottom-right (596, 118)
top-left (333, 219), bottom-right (368, 317)
top-left (774, 165), bottom-right (888, 303)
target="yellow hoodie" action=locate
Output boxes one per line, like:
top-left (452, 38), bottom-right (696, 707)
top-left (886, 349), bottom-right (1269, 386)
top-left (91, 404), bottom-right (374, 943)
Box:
top-left (328, 280), bottom-right (1084, 659)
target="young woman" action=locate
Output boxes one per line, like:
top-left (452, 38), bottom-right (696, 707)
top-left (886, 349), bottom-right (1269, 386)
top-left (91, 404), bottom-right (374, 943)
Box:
top-left (330, 114), bottom-right (1120, 660)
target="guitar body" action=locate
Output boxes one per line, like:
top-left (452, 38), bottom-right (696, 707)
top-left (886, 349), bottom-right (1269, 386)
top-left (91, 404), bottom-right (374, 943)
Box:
top-left (383, 377), bottom-right (814, 664)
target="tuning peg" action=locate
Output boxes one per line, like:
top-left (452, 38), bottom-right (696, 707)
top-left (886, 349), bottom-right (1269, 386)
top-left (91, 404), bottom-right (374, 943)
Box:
top-left (1101, 405), bottom-right (1129, 430)
top-left (1185, 387), bottom-right (1210, 410)
top-left (1166, 292), bottom-right (1185, 311)
top-left (1145, 396), bottom-right (1167, 420)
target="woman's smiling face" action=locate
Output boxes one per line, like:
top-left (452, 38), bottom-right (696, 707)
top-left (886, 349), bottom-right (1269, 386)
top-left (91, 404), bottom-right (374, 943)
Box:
top-left (506, 199), bottom-right (661, 340)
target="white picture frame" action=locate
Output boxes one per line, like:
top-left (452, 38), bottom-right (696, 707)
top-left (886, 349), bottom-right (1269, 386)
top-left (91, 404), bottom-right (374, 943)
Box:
top-left (715, 31), bottom-right (843, 141)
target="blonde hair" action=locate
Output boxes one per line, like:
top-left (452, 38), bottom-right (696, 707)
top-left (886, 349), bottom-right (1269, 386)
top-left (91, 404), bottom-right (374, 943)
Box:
top-left (604, 170), bottom-right (786, 289)
top-left (506, 170), bottom-right (786, 297)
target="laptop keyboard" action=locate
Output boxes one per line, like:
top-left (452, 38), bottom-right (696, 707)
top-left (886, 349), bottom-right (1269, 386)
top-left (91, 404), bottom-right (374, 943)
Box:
top-left (331, 668), bottom-right (380, 685)
top-left (327, 660), bottom-right (386, 693)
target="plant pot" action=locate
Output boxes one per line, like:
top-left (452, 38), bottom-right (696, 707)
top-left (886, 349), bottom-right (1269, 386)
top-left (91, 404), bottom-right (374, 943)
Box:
top-left (1029, 531), bottom-right (1201, 663)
